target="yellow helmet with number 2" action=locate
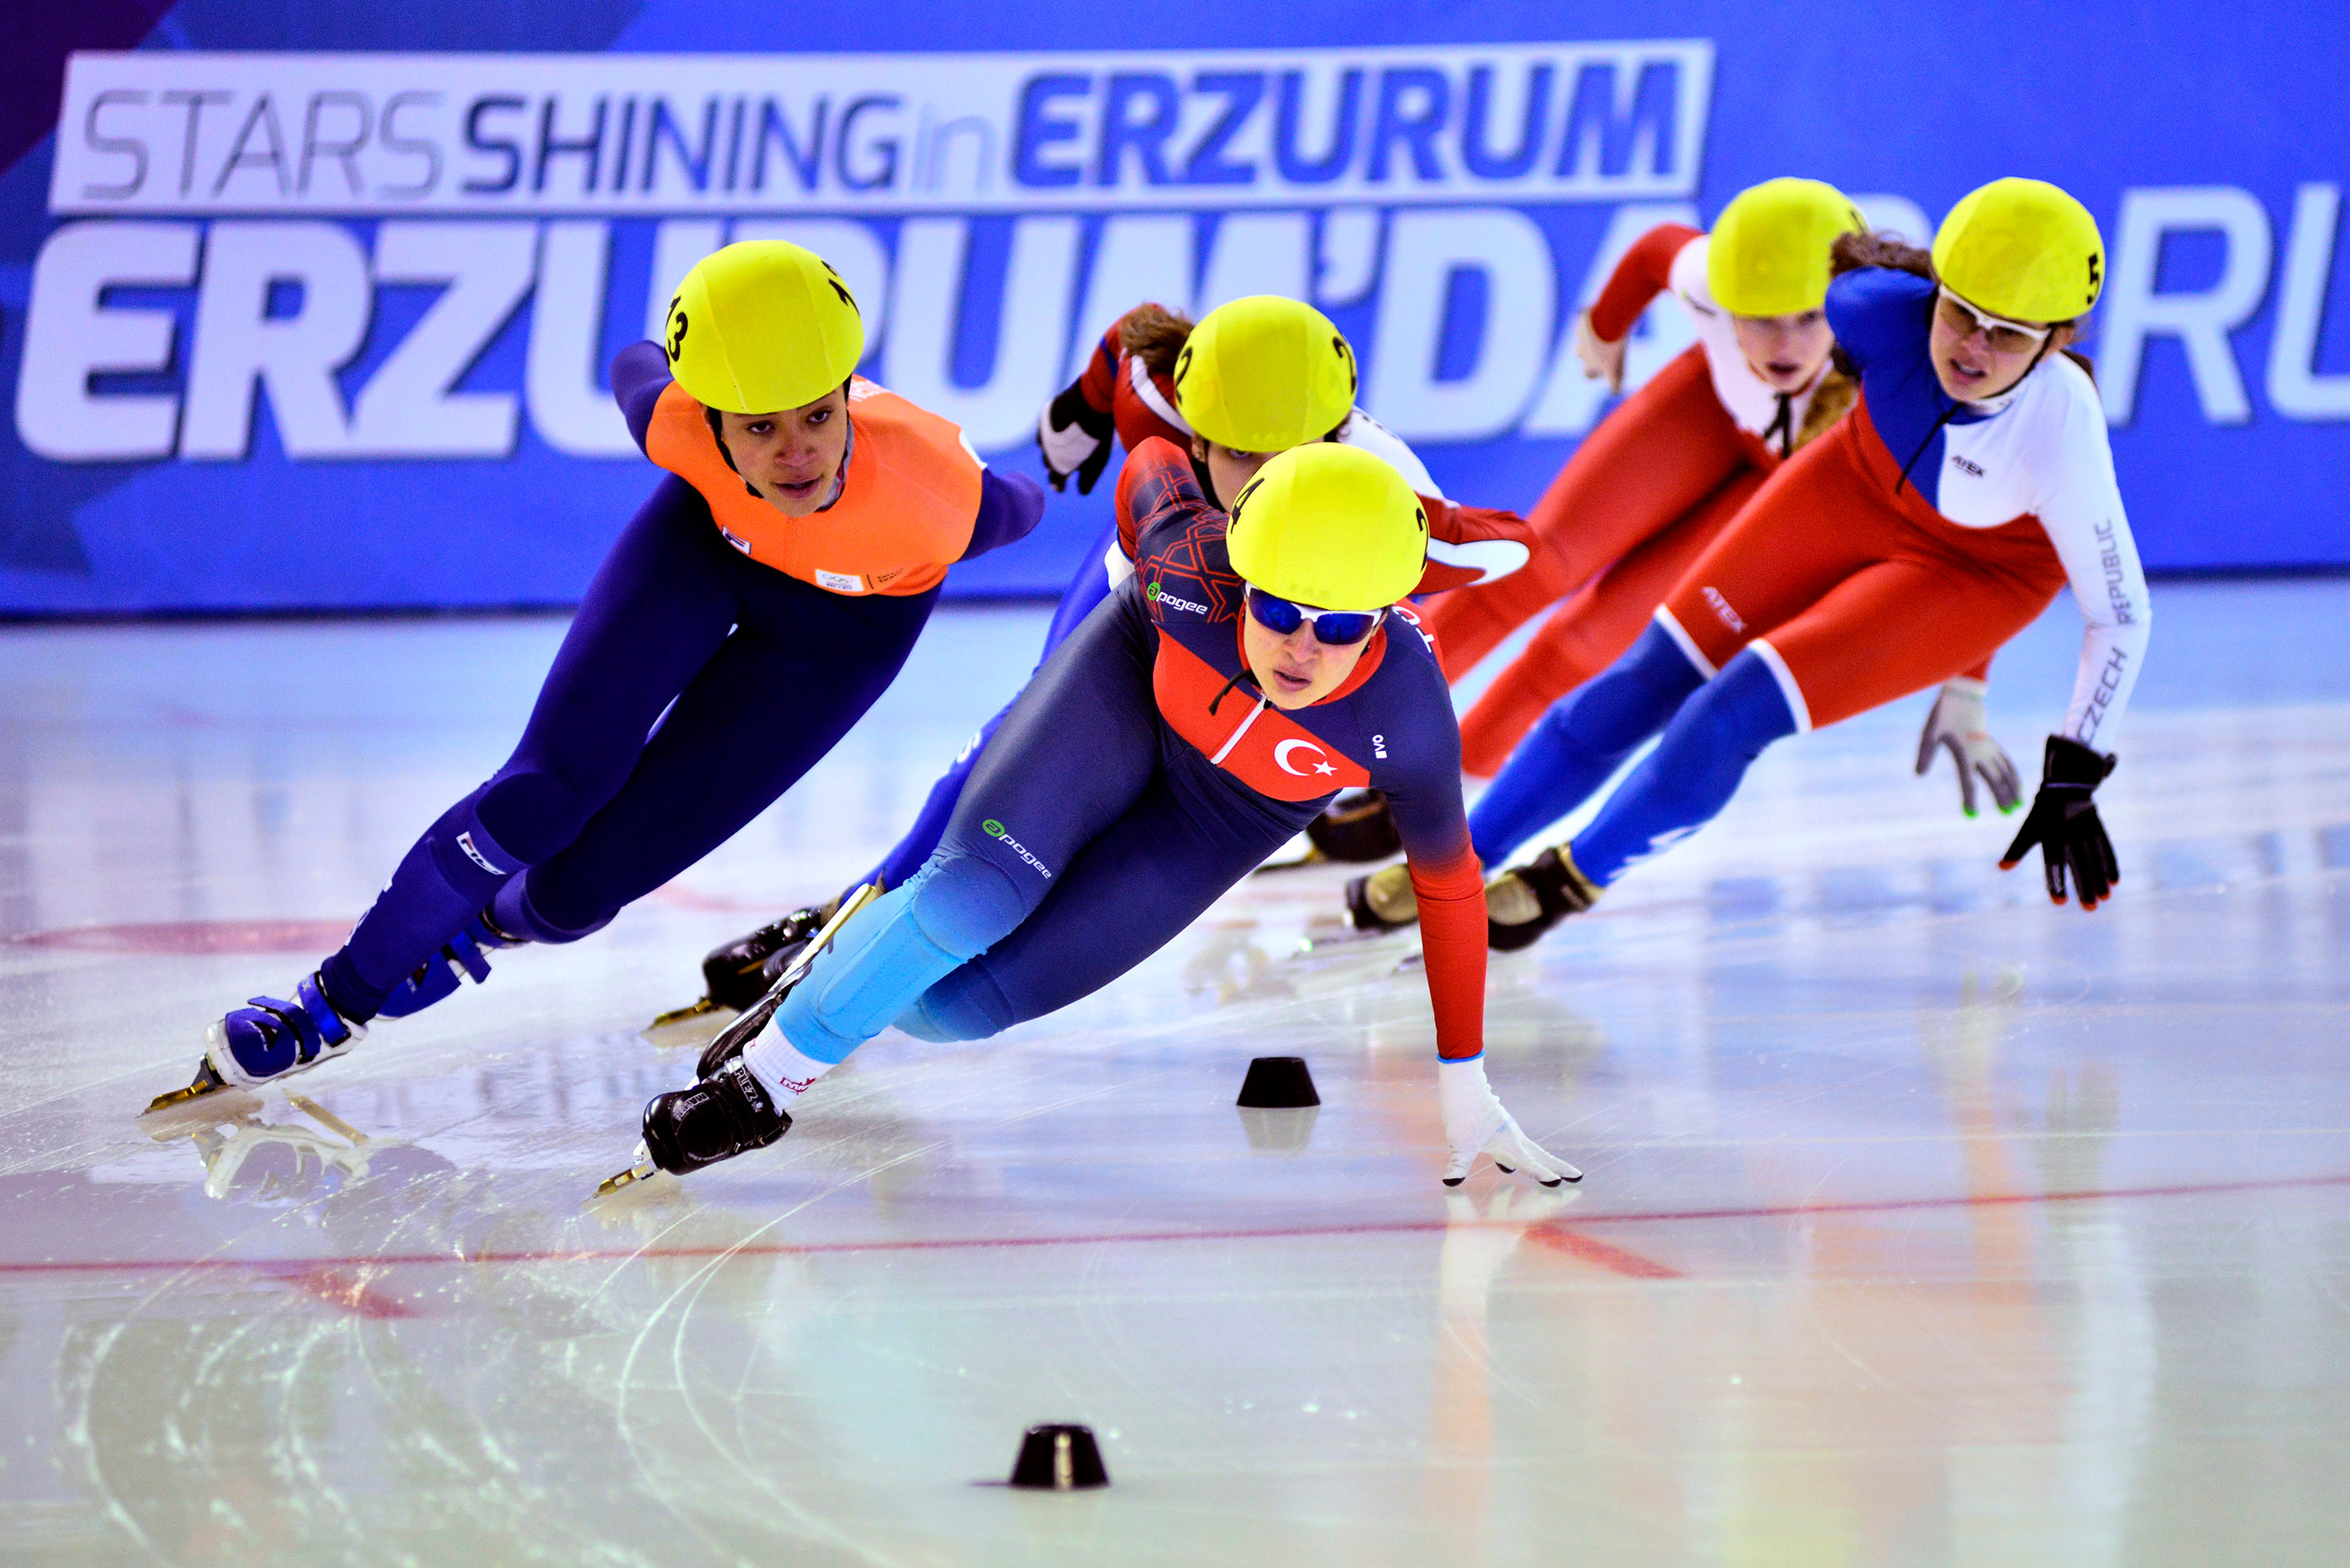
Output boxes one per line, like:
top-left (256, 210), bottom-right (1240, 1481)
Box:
top-left (663, 240), bottom-right (865, 414)
top-left (1174, 296), bottom-right (1359, 453)
top-left (1707, 177), bottom-right (1868, 317)
top-left (1933, 178), bottom-right (2105, 323)
top-left (1225, 443), bottom-right (1427, 613)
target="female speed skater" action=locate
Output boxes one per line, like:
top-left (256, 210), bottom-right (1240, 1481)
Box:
top-left (150, 240), bottom-right (1046, 1108)
top-left (1354, 177), bottom-right (2147, 952)
top-left (668, 293), bottom-right (1534, 1018)
top-left (1320, 178), bottom-right (2021, 883)
top-left (622, 438), bottom-right (1580, 1190)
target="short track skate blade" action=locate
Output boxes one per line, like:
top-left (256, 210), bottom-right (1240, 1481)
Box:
top-left (144, 1062), bottom-right (230, 1116)
top-left (646, 995), bottom-right (724, 1032)
top-left (593, 1144), bottom-right (658, 1200)
top-left (285, 1092), bottom-right (366, 1145)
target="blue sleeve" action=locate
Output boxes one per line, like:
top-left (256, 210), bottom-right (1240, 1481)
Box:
top-left (610, 341), bottom-right (671, 457)
top-left (960, 471), bottom-right (1048, 560)
top-left (1824, 269), bottom-right (1936, 375)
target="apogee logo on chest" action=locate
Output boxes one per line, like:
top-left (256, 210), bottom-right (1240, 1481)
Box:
top-left (1146, 581), bottom-right (1210, 616)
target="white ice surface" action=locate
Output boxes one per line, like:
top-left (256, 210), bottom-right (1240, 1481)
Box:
top-left (1, 582), bottom-right (2347, 1565)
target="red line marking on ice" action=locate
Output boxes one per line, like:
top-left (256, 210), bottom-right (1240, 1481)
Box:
top-left (282, 1266), bottom-right (422, 1319)
top-left (1523, 1225), bottom-right (1683, 1279)
top-left (7, 918), bottom-right (356, 955)
top-left (6, 1170), bottom-right (2346, 1281)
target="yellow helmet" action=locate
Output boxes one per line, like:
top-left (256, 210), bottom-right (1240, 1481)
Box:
top-left (1225, 443), bottom-right (1427, 612)
top-left (1706, 177), bottom-right (1868, 317)
top-left (1932, 177), bottom-right (2105, 323)
top-left (1173, 295), bottom-right (1359, 452)
top-left (662, 240), bottom-right (864, 414)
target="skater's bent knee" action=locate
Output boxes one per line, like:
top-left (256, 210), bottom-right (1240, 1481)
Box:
top-left (905, 851), bottom-right (1032, 958)
top-left (893, 968), bottom-right (1010, 1043)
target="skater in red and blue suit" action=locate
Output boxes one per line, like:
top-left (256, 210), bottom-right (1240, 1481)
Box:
top-left (683, 293), bottom-right (1532, 1011)
top-left (634, 438), bottom-right (1577, 1189)
top-left (1369, 180), bottom-right (2147, 952)
top-left (159, 242), bottom-right (1044, 1106)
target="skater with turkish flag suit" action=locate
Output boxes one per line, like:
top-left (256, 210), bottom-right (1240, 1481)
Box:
top-left (1354, 178), bottom-right (2145, 952)
top-left (154, 242), bottom-right (1045, 1107)
top-left (672, 295), bottom-right (1535, 1019)
top-left (630, 439), bottom-right (1577, 1190)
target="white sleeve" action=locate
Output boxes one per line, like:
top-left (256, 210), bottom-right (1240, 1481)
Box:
top-left (2031, 370), bottom-right (2151, 750)
top-left (1340, 409), bottom-right (1442, 499)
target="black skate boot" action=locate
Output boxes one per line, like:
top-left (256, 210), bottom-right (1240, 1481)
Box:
top-left (647, 903), bottom-right (830, 1028)
top-left (1345, 863), bottom-right (1420, 932)
top-left (1308, 789), bottom-right (1403, 863)
top-left (1485, 846), bottom-right (1601, 952)
top-left (704, 905), bottom-right (830, 1011)
top-left (641, 1057), bottom-right (793, 1176)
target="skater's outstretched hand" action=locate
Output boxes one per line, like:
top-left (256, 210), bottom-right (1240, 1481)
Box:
top-left (1572, 310), bottom-right (1627, 394)
top-left (2001, 735), bottom-right (2120, 909)
top-left (1915, 677), bottom-right (2022, 818)
top-left (1437, 1056), bottom-right (1581, 1187)
top-left (1037, 382), bottom-right (1114, 494)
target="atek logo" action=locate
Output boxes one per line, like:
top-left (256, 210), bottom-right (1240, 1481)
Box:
top-left (1700, 586), bottom-right (1746, 633)
top-left (455, 831), bottom-right (505, 875)
top-left (981, 817), bottom-right (1053, 878)
top-left (1146, 580), bottom-right (1209, 616)
top-left (1949, 453), bottom-right (1984, 477)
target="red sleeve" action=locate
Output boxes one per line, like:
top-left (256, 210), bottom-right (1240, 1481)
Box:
top-left (1413, 496), bottom-right (1536, 594)
top-left (1588, 224), bottom-right (1703, 342)
top-left (1078, 321), bottom-right (1123, 414)
top-left (1112, 437), bottom-right (1199, 566)
top-left (1961, 656), bottom-right (1992, 683)
top-left (1408, 846), bottom-right (1488, 1061)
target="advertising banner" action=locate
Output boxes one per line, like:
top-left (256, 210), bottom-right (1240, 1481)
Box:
top-left (2, 5), bottom-right (2344, 612)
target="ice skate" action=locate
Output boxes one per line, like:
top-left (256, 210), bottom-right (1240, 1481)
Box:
top-left (1485, 846), bottom-right (1600, 952)
top-left (377, 912), bottom-right (524, 1019)
top-left (647, 903), bottom-right (829, 1030)
top-left (1345, 862), bottom-right (1420, 933)
top-left (695, 883), bottom-right (879, 1077)
top-left (149, 971), bottom-right (368, 1114)
top-left (595, 1057), bottom-right (792, 1197)
top-left (1307, 788), bottom-right (1402, 863)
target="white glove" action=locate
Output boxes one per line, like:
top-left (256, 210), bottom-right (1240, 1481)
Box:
top-left (1572, 309), bottom-right (1627, 394)
top-left (1437, 1055), bottom-right (1581, 1188)
top-left (1915, 677), bottom-right (2022, 818)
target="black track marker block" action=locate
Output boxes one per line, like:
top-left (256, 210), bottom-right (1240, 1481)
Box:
top-left (1009, 1424), bottom-right (1109, 1490)
top-left (1237, 1055), bottom-right (1320, 1108)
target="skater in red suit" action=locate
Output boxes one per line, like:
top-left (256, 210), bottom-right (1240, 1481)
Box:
top-left (1355, 179), bottom-right (2146, 950)
top-left (1318, 181), bottom-right (2021, 877)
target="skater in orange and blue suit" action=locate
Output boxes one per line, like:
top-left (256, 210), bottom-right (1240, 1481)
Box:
top-left (163, 242), bottom-right (1045, 1103)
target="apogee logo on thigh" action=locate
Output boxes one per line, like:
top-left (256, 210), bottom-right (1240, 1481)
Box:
top-left (981, 818), bottom-right (1054, 878)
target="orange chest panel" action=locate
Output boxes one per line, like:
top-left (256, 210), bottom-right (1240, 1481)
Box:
top-left (646, 379), bottom-right (982, 596)
top-left (1151, 635), bottom-right (1374, 801)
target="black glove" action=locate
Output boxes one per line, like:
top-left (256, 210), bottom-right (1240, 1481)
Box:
top-left (2000, 735), bottom-right (2119, 909)
top-left (1036, 382), bottom-right (1116, 494)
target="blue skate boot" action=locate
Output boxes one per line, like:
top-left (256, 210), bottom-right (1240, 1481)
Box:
top-left (146, 972), bottom-right (371, 1112)
top-left (376, 912), bottom-right (525, 1019)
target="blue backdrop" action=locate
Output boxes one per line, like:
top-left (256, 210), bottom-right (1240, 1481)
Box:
top-left (3, 2), bottom-right (2346, 614)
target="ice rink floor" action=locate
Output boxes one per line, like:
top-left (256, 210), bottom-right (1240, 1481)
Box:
top-left (3, 578), bottom-right (2348, 1566)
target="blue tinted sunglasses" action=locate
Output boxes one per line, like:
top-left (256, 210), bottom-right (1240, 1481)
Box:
top-left (1244, 586), bottom-right (1384, 646)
